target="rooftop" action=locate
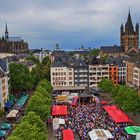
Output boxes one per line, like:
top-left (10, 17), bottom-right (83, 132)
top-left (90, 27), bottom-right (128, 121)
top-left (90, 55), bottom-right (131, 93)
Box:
top-left (100, 45), bottom-right (124, 53)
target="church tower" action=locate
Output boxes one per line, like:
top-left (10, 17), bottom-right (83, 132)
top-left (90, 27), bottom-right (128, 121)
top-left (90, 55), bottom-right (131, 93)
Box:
top-left (5, 23), bottom-right (9, 40)
top-left (120, 11), bottom-right (139, 53)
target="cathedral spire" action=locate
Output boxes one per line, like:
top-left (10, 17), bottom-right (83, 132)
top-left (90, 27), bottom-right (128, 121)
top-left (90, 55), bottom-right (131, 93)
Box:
top-left (125, 10), bottom-right (134, 35)
top-left (5, 22), bottom-right (9, 40)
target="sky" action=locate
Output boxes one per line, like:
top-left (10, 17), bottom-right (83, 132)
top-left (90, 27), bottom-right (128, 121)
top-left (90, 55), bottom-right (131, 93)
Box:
top-left (0, 0), bottom-right (140, 50)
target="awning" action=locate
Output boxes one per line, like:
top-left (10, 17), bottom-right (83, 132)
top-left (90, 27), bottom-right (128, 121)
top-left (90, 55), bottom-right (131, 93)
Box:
top-left (125, 126), bottom-right (140, 135)
top-left (103, 105), bottom-right (132, 123)
top-left (53, 118), bottom-right (65, 130)
top-left (0, 123), bottom-right (12, 130)
top-left (101, 101), bottom-right (108, 105)
top-left (6, 110), bottom-right (19, 118)
top-left (17, 95), bottom-right (28, 106)
top-left (88, 129), bottom-right (114, 140)
top-left (9, 95), bottom-right (15, 105)
top-left (0, 130), bottom-right (6, 137)
top-left (56, 95), bottom-right (68, 101)
top-left (13, 104), bottom-right (22, 110)
top-left (5, 101), bottom-right (12, 109)
top-left (52, 105), bottom-right (67, 116)
top-left (63, 129), bottom-right (74, 140)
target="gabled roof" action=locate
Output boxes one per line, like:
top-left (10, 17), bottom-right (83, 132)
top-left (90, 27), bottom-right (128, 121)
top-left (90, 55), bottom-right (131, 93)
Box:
top-left (8, 37), bottom-right (23, 42)
top-left (106, 56), bottom-right (128, 66)
top-left (73, 58), bottom-right (88, 67)
top-left (51, 60), bottom-right (67, 67)
top-left (100, 45), bottom-right (124, 53)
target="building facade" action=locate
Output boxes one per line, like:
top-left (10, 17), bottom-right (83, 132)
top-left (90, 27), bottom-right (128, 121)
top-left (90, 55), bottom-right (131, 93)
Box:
top-left (126, 61), bottom-right (135, 87)
top-left (109, 65), bottom-right (118, 85)
top-left (74, 59), bottom-right (89, 87)
top-left (89, 64), bottom-right (109, 88)
top-left (0, 59), bottom-right (9, 109)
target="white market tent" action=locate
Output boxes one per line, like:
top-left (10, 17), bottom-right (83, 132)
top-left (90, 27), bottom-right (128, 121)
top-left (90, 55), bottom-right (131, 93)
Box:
top-left (6, 110), bottom-right (19, 118)
top-left (53, 118), bottom-right (65, 130)
top-left (88, 129), bottom-right (114, 140)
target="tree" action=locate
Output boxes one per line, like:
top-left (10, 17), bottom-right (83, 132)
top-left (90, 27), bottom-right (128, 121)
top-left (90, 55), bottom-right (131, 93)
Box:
top-left (26, 55), bottom-right (40, 64)
top-left (26, 94), bottom-right (51, 120)
top-left (26, 79), bottom-right (52, 120)
top-left (8, 136), bottom-right (22, 140)
top-left (21, 112), bottom-right (46, 133)
top-left (42, 56), bottom-right (50, 66)
top-left (90, 48), bottom-right (100, 56)
top-left (37, 79), bottom-right (52, 93)
top-left (9, 63), bottom-right (34, 94)
top-left (31, 64), bottom-right (44, 87)
top-left (98, 79), bottom-right (114, 93)
top-left (8, 112), bottom-right (47, 140)
top-left (8, 121), bottom-right (46, 140)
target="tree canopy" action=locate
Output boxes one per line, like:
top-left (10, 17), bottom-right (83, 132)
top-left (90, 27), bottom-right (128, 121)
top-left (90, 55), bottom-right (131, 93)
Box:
top-left (26, 79), bottom-right (52, 120)
top-left (99, 79), bottom-right (140, 114)
top-left (7, 112), bottom-right (47, 140)
top-left (9, 63), bottom-right (34, 93)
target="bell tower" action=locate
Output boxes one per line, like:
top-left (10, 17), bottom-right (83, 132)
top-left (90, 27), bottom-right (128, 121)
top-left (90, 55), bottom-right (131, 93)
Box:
top-left (120, 11), bottom-right (139, 53)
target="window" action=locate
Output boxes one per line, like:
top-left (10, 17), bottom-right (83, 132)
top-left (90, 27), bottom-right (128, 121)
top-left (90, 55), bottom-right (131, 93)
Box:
top-left (69, 82), bottom-right (72, 85)
top-left (69, 77), bottom-right (72, 80)
top-left (69, 72), bottom-right (72, 75)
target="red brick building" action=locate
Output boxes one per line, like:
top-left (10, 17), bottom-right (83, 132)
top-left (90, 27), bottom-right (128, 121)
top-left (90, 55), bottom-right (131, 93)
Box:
top-left (109, 65), bottom-right (118, 84)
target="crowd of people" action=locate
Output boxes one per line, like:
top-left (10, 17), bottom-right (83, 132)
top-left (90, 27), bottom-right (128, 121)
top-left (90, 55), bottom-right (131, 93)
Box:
top-left (51, 101), bottom-right (134, 140)
top-left (67, 103), bottom-right (132, 140)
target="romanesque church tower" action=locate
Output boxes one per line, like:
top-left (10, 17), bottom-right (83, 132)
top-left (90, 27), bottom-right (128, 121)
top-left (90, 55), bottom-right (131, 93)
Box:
top-left (120, 11), bottom-right (139, 53)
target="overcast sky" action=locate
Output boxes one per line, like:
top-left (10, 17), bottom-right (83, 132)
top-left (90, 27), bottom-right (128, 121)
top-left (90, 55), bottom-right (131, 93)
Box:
top-left (0, 0), bottom-right (140, 50)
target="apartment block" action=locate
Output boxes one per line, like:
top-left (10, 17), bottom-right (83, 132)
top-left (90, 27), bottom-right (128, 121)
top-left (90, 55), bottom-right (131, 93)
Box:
top-left (0, 59), bottom-right (9, 109)
top-left (51, 62), bottom-right (74, 88)
top-left (89, 65), bottom-right (109, 88)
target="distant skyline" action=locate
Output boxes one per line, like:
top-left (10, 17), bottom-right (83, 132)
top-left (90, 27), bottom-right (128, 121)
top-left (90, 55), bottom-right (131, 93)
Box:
top-left (0, 0), bottom-right (140, 50)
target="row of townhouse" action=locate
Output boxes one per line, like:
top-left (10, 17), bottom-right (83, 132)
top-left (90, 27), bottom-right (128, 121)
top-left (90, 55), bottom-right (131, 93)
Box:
top-left (51, 55), bottom-right (127, 92)
top-left (0, 59), bottom-right (9, 109)
top-left (126, 55), bottom-right (140, 91)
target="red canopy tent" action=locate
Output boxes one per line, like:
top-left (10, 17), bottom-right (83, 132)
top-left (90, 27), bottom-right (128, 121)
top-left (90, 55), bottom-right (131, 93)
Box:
top-left (101, 101), bottom-right (108, 105)
top-left (52, 105), bottom-right (68, 116)
top-left (63, 129), bottom-right (74, 140)
top-left (103, 105), bottom-right (133, 123)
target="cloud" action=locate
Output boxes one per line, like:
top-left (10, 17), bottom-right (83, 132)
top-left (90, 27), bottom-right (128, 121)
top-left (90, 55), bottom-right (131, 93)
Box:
top-left (0, 0), bottom-right (140, 49)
